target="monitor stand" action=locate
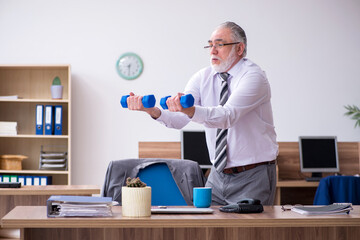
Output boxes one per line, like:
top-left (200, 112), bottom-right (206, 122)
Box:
top-left (305, 172), bottom-right (322, 182)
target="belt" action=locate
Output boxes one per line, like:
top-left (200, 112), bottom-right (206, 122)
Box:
top-left (223, 160), bottom-right (276, 174)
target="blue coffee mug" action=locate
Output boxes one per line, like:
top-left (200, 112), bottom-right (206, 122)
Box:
top-left (193, 187), bottom-right (212, 208)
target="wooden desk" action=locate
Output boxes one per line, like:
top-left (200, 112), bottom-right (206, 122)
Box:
top-left (2, 206), bottom-right (360, 240)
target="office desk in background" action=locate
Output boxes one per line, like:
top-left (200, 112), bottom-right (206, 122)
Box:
top-left (2, 206), bottom-right (360, 240)
top-left (274, 180), bottom-right (319, 205)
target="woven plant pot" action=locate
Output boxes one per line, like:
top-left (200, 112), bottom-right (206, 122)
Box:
top-left (121, 186), bottom-right (151, 217)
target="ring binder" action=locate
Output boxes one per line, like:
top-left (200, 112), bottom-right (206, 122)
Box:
top-left (35, 105), bottom-right (44, 135)
top-left (45, 105), bottom-right (54, 135)
top-left (54, 105), bottom-right (63, 135)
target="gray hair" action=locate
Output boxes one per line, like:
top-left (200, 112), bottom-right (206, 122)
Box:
top-left (217, 22), bottom-right (247, 57)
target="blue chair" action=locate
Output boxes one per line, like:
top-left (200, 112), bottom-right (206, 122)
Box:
top-left (313, 176), bottom-right (360, 205)
top-left (137, 163), bottom-right (187, 206)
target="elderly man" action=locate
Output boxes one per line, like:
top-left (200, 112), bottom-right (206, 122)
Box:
top-left (126, 21), bottom-right (278, 205)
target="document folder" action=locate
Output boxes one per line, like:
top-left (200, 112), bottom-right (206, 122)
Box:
top-left (25, 176), bottom-right (33, 185)
top-left (44, 105), bottom-right (54, 135)
top-left (40, 176), bottom-right (52, 185)
top-left (54, 105), bottom-right (62, 135)
top-left (18, 176), bottom-right (25, 186)
top-left (10, 175), bottom-right (18, 182)
top-left (35, 105), bottom-right (44, 135)
top-left (2, 175), bottom-right (10, 182)
top-left (33, 176), bottom-right (40, 185)
top-left (47, 195), bottom-right (113, 217)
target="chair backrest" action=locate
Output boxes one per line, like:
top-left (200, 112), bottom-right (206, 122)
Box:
top-left (101, 158), bottom-right (206, 206)
top-left (137, 163), bottom-right (187, 206)
top-left (313, 176), bottom-right (360, 205)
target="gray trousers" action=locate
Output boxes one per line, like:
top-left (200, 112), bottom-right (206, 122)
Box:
top-left (205, 163), bottom-right (276, 205)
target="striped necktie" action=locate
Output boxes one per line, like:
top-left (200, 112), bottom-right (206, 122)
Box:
top-left (214, 72), bottom-right (230, 172)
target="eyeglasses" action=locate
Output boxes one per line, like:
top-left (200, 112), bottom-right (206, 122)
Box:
top-left (204, 42), bottom-right (240, 49)
top-left (281, 204), bottom-right (303, 211)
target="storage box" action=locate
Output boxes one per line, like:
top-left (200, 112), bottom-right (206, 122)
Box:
top-left (0, 155), bottom-right (28, 170)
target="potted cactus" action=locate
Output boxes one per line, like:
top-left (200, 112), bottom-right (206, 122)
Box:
top-left (121, 177), bottom-right (151, 217)
top-left (51, 76), bottom-right (63, 99)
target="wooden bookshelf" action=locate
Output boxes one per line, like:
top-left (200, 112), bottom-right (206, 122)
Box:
top-left (0, 65), bottom-right (71, 185)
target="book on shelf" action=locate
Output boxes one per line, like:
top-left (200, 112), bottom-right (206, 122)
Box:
top-left (0, 121), bottom-right (17, 136)
top-left (291, 203), bottom-right (353, 215)
top-left (0, 95), bottom-right (18, 100)
top-left (0, 131), bottom-right (17, 136)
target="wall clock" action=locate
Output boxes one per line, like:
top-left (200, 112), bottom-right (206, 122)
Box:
top-left (116, 52), bottom-right (144, 80)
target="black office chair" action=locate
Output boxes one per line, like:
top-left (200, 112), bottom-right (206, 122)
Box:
top-left (101, 158), bottom-right (206, 205)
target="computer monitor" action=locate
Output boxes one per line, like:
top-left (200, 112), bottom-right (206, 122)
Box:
top-left (299, 136), bottom-right (340, 181)
top-left (181, 130), bottom-right (212, 168)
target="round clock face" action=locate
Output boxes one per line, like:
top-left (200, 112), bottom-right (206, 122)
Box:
top-left (116, 52), bottom-right (144, 80)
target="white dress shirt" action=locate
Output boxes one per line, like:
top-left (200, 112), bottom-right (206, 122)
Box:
top-left (156, 58), bottom-right (278, 168)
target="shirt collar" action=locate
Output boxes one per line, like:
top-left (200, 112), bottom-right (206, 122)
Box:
top-left (227, 58), bottom-right (245, 77)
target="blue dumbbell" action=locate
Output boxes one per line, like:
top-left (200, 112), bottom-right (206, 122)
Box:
top-left (160, 94), bottom-right (194, 110)
top-left (120, 94), bottom-right (156, 108)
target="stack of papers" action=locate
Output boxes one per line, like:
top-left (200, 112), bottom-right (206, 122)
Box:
top-left (292, 203), bottom-right (353, 215)
top-left (0, 121), bottom-right (17, 136)
top-left (0, 95), bottom-right (18, 100)
top-left (58, 202), bottom-right (113, 217)
top-left (47, 195), bottom-right (114, 217)
top-left (39, 152), bottom-right (67, 170)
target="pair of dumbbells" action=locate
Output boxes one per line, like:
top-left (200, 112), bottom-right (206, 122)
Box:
top-left (120, 94), bottom-right (194, 109)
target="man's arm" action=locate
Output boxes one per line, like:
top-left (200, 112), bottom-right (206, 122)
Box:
top-left (144, 106), bottom-right (162, 119)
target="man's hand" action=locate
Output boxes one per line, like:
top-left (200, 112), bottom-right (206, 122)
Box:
top-left (166, 93), bottom-right (195, 118)
top-left (126, 92), bottom-right (161, 119)
top-left (127, 92), bottom-right (145, 111)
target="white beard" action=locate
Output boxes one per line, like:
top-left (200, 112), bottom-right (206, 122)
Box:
top-left (210, 46), bottom-right (238, 73)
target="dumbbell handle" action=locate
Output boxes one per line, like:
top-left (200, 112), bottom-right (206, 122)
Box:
top-left (160, 94), bottom-right (194, 110)
top-left (120, 94), bottom-right (156, 108)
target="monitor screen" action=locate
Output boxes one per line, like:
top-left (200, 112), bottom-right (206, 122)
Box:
top-left (299, 136), bottom-right (339, 180)
top-left (181, 130), bottom-right (212, 168)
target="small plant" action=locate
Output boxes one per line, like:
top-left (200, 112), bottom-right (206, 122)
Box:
top-left (344, 105), bottom-right (360, 128)
top-left (126, 177), bottom-right (147, 187)
top-left (52, 76), bottom-right (61, 85)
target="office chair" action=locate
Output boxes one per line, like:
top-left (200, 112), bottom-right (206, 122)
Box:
top-left (137, 163), bottom-right (187, 205)
top-left (102, 158), bottom-right (206, 206)
top-left (313, 175), bottom-right (360, 205)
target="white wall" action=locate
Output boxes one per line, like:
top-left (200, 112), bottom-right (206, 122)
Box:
top-left (1, 0), bottom-right (359, 186)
